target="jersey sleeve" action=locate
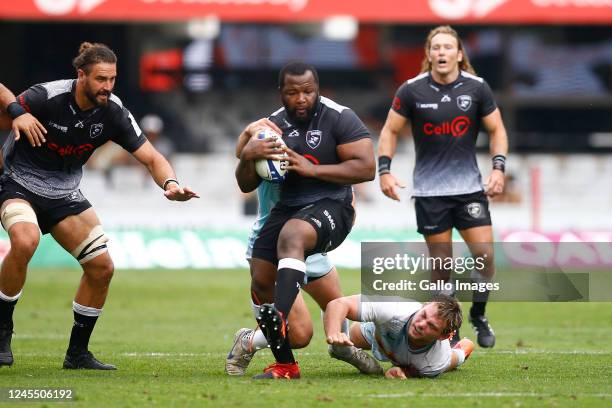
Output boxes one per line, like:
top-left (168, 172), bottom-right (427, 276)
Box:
top-left (334, 109), bottom-right (370, 145)
top-left (479, 80), bottom-right (497, 118)
top-left (417, 339), bottom-right (452, 378)
top-left (16, 84), bottom-right (49, 118)
top-left (111, 107), bottom-right (147, 153)
top-left (391, 82), bottom-right (413, 119)
top-left (357, 300), bottom-right (404, 324)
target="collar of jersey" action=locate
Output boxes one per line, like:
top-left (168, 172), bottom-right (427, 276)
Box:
top-left (427, 71), bottom-right (461, 90)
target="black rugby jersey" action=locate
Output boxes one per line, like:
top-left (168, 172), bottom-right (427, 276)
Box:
top-left (3, 79), bottom-right (146, 198)
top-left (392, 71), bottom-right (496, 197)
top-left (269, 96), bottom-right (370, 206)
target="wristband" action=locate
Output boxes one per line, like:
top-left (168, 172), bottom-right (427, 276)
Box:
top-left (378, 155), bottom-right (392, 176)
top-left (492, 154), bottom-right (506, 173)
top-left (7, 102), bottom-right (26, 119)
top-left (163, 178), bottom-right (179, 190)
top-left (452, 348), bottom-right (466, 366)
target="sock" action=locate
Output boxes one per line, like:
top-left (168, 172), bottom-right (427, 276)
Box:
top-left (251, 329), bottom-right (268, 351)
top-left (68, 302), bottom-right (101, 352)
top-left (271, 258), bottom-right (306, 364)
top-left (470, 269), bottom-right (490, 317)
top-left (0, 290), bottom-right (21, 329)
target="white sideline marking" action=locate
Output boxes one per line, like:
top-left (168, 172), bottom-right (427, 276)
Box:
top-left (367, 392), bottom-right (612, 398)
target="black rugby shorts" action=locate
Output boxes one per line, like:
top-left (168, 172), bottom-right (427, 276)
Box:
top-left (0, 176), bottom-right (92, 234)
top-left (414, 191), bottom-right (492, 235)
top-left (252, 197), bottom-right (354, 265)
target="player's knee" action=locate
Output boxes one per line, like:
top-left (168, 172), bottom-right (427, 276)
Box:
top-left (277, 231), bottom-right (307, 257)
top-left (288, 325), bottom-right (313, 349)
top-left (84, 258), bottom-right (114, 286)
top-left (250, 274), bottom-right (275, 299)
top-left (8, 226), bottom-right (40, 260)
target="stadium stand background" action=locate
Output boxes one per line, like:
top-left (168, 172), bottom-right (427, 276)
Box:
top-left (1, 1), bottom-right (612, 268)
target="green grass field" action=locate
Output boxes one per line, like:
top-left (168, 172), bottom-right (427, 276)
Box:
top-left (1, 268), bottom-right (611, 407)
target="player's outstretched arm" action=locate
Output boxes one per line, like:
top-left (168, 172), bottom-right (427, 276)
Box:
top-left (378, 109), bottom-right (408, 201)
top-left (482, 108), bottom-right (508, 197)
top-left (131, 140), bottom-right (199, 201)
top-left (324, 295), bottom-right (361, 346)
top-left (446, 338), bottom-right (474, 372)
top-left (0, 83), bottom-right (47, 146)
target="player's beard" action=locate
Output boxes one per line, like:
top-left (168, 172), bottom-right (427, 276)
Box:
top-left (84, 84), bottom-right (110, 108)
top-left (285, 95), bottom-right (319, 125)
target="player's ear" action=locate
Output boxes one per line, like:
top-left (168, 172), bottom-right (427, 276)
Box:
top-left (77, 68), bottom-right (86, 81)
top-left (458, 50), bottom-right (463, 62)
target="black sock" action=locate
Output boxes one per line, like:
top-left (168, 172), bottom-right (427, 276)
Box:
top-left (470, 290), bottom-right (490, 318)
top-left (0, 297), bottom-right (18, 330)
top-left (68, 311), bottom-right (99, 353)
top-left (272, 259), bottom-right (306, 364)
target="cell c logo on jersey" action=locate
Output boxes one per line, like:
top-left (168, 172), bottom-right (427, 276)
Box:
top-left (423, 116), bottom-right (471, 138)
top-left (34, 0), bottom-right (106, 15)
top-left (306, 130), bottom-right (322, 149)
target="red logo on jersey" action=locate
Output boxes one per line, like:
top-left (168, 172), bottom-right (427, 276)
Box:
top-left (423, 116), bottom-right (471, 138)
top-left (392, 96), bottom-right (401, 111)
top-left (47, 143), bottom-right (94, 157)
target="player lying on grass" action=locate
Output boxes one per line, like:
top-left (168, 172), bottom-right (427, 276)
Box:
top-left (324, 293), bottom-right (473, 378)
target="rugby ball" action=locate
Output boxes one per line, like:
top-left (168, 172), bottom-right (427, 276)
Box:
top-left (254, 128), bottom-right (288, 183)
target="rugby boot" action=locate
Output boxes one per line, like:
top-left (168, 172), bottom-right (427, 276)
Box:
top-left (256, 304), bottom-right (287, 350)
top-left (469, 315), bottom-right (496, 348)
top-left (63, 349), bottom-right (116, 370)
top-left (328, 344), bottom-right (383, 375)
top-left (0, 324), bottom-right (14, 367)
top-left (225, 328), bottom-right (256, 376)
top-left (253, 362), bottom-right (300, 379)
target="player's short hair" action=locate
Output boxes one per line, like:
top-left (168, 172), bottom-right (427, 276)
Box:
top-left (278, 61), bottom-right (319, 89)
top-left (420, 25), bottom-right (476, 75)
top-left (72, 42), bottom-right (117, 74)
top-left (430, 293), bottom-right (463, 336)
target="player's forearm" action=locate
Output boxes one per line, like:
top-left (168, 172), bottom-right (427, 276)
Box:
top-left (235, 159), bottom-right (261, 193)
top-left (312, 158), bottom-right (375, 185)
top-left (0, 83), bottom-right (18, 111)
top-left (145, 153), bottom-right (178, 189)
top-left (489, 127), bottom-right (508, 157)
top-left (377, 126), bottom-right (399, 159)
top-left (323, 298), bottom-right (351, 336)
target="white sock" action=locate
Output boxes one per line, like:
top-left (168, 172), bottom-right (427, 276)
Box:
top-left (251, 329), bottom-right (268, 351)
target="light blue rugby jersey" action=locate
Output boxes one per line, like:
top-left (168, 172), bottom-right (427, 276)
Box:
top-left (246, 181), bottom-right (332, 277)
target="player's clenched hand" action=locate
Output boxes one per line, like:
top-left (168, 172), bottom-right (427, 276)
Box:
top-left (240, 136), bottom-right (284, 161)
top-left (379, 173), bottom-right (405, 201)
top-left (164, 185), bottom-right (200, 201)
top-left (326, 332), bottom-right (354, 346)
top-left (244, 118), bottom-right (282, 138)
top-left (384, 366), bottom-right (407, 379)
top-left (484, 169), bottom-right (505, 197)
top-left (283, 146), bottom-right (316, 178)
top-left (12, 113), bottom-right (47, 147)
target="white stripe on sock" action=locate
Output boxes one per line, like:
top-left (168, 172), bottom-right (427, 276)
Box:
top-left (0, 289), bottom-right (22, 302)
top-left (72, 301), bottom-right (102, 317)
top-left (278, 258), bottom-right (306, 273)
